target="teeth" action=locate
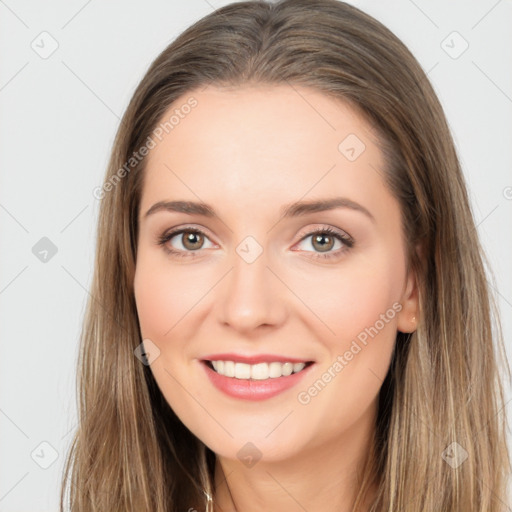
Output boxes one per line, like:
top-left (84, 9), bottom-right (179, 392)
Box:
top-left (224, 360), bottom-right (235, 377)
top-left (269, 362), bottom-right (283, 378)
top-left (234, 362), bottom-right (251, 379)
top-left (210, 360), bottom-right (307, 379)
top-left (251, 362), bottom-right (269, 380)
top-left (293, 362), bottom-right (304, 373)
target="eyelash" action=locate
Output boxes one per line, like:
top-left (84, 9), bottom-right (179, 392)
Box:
top-left (156, 225), bottom-right (354, 261)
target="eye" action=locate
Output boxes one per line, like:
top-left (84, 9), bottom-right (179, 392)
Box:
top-left (156, 225), bottom-right (354, 260)
top-left (157, 227), bottom-right (215, 258)
top-left (294, 226), bottom-right (354, 260)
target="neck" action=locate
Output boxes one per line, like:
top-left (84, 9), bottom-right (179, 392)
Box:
top-left (213, 401), bottom-right (378, 512)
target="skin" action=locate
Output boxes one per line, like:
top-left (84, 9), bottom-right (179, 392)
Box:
top-left (133, 84), bottom-right (419, 512)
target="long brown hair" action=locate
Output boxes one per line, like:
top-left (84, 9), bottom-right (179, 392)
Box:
top-left (60, 1), bottom-right (511, 510)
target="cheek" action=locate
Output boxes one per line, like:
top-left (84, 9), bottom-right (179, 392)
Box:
top-left (134, 268), bottom-right (173, 339)
top-left (290, 249), bottom-right (401, 396)
top-left (133, 255), bottom-right (204, 419)
top-left (291, 249), bottom-right (403, 429)
top-left (289, 248), bottom-right (404, 348)
top-left (134, 252), bottom-right (208, 340)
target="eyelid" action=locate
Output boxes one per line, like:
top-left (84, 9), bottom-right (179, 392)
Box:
top-left (158, 224), bottom-right (351, 244)
top-left (295, 224), bottom-right (353, 243)
top-left (159, 224), bottom-right (215, 240)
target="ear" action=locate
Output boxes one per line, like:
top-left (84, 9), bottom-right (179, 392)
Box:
top-left (396, 244), bottom-right (421, 333)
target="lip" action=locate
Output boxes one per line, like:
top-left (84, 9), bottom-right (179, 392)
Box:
top-left (201, 353), bottom-right (312, 364)
top-left (200, 359), bottom-right (315, 401)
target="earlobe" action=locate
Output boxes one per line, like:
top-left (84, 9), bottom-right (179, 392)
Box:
top-left (396, 267), bottom-right (420, 334)
top-left (396, 242), bottom-right (423, 333)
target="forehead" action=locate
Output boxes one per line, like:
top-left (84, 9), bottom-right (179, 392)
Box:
top-left (139, 84), bottom-right (389, 220)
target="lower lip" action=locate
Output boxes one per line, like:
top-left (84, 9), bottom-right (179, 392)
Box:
top-left (201, 361), bottom-right (314, 401)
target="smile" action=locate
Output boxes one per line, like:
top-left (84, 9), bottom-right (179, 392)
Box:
top-left (208, 360), bottom-right (309, 379)
top-left (200, 357), bottom-right (315, 401)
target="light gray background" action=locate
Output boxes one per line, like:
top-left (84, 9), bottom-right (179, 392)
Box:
top-left (1, 1), bottom-right (511, 510)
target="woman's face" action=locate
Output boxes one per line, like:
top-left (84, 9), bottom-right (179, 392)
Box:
top-left (134, 84), bottom-right (418, 463)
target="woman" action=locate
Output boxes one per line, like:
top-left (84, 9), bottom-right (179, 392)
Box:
top-left (60, 1), bottom-right (511, 510)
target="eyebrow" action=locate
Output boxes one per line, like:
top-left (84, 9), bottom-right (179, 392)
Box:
top-left (143, 197), bottom-right (375, 223)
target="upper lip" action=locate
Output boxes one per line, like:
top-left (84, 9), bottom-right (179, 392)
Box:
top-left (201, 353), bottom-right (314, 364)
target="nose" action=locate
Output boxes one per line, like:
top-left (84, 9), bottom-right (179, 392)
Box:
top-left (216, 243), bottom-right (287, 334)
